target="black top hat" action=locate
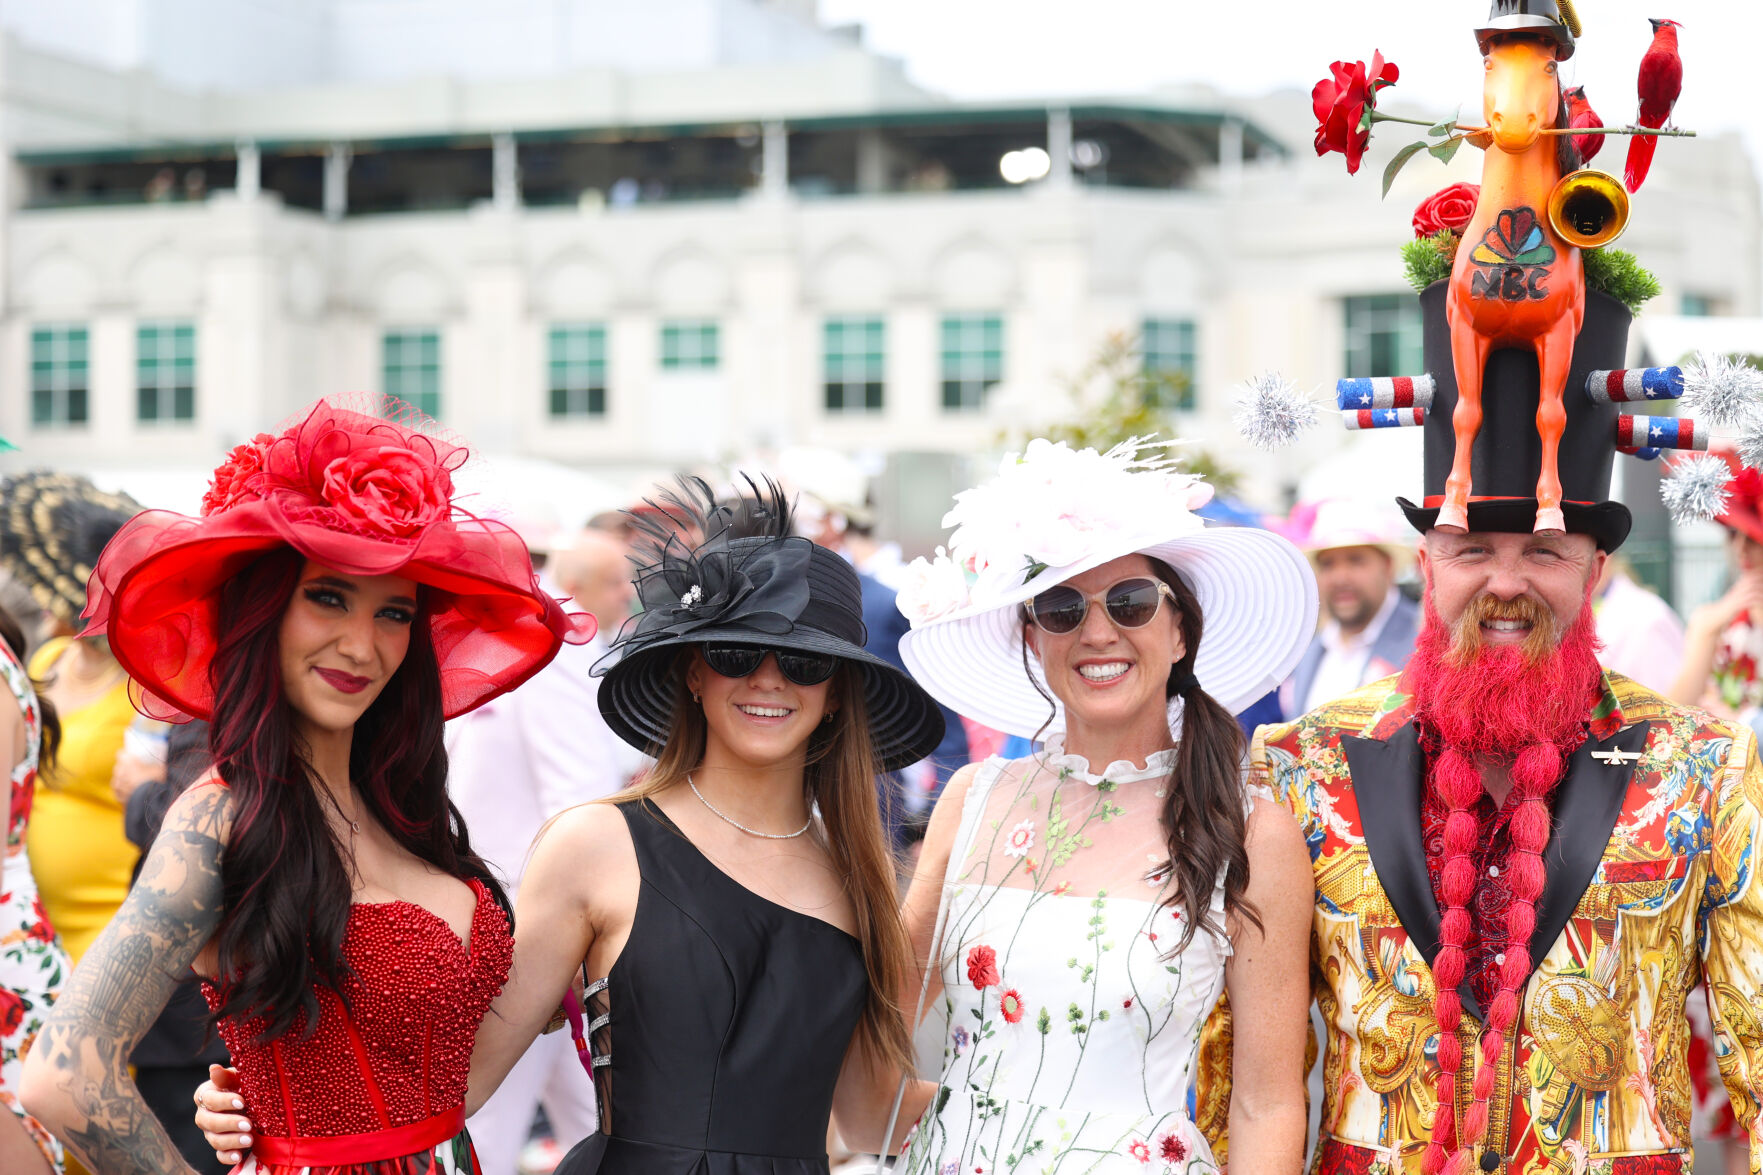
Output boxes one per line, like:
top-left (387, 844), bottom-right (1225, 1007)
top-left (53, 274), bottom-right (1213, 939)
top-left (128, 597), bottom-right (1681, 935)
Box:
top-left (594, 478), bottom-right (945, 772)
top-left (1477, 0), bottom-right (1577, 59)
top-left (1396, 281), bottom-right (1633, 551)
top-left (0, 471), bottom-right (141, 630)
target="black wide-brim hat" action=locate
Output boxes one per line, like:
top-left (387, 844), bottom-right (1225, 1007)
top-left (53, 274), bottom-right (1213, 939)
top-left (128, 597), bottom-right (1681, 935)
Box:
top-left (595, 528), bottom-right (945, 774)
top-left (1397, 280), bottom-right (1633, 552)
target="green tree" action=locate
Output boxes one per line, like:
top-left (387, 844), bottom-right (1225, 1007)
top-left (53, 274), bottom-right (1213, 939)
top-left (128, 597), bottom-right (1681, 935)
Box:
top-left (1000, 331), bottom-right (1241, 496)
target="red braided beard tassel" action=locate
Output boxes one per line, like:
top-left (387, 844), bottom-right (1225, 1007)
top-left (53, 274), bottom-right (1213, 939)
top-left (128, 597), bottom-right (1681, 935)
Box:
top-left (1406, 594), bottom-right (1600, 1170)
top-left (1422, 745), bottom-right (1482, 1175)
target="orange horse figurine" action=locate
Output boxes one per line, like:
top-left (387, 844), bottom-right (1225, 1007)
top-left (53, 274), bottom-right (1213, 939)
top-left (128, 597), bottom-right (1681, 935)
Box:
top-left (1441, 33), bottom-right (1585, 534)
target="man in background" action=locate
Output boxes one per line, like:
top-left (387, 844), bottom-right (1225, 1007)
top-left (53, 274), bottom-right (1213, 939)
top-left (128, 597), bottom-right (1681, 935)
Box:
top-left (780, 449), bottom-right (969, 835)
top-left (451, 527), bottom-right (647, 1173)
top-left (1280, 498), bottom-right (1420, 718)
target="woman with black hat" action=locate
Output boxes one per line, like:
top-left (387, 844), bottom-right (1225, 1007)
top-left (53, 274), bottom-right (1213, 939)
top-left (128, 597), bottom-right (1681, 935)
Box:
top-left (519, 479), bottom-right (946, 1173)
top-left (194, 477), bottom-right (948, 1174)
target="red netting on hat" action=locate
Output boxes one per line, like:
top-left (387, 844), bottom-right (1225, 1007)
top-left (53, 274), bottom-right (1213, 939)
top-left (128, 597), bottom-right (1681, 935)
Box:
top-left (84, 397), bottom-right (595, 722)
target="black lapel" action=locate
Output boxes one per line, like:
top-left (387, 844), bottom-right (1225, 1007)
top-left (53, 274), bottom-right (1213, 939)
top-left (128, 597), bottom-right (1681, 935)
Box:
top-left (1340, 723), bottom-right (1480, 1013)
top-left (1528, 719), bottom-right (1649, 985)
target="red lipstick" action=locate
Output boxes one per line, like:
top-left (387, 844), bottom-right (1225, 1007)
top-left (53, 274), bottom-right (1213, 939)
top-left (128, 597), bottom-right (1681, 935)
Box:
top-left (314, 667), bottom-right (371, 694)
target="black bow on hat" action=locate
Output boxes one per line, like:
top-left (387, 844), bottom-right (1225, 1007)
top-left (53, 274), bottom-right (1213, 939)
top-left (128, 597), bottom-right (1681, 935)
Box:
top-left (594, 477), bottom-right (944, 772)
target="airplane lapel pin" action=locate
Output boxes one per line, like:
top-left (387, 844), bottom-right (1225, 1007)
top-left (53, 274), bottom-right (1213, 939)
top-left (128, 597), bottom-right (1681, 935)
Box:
top-left (1590, 747), bottom-right (1644, 766)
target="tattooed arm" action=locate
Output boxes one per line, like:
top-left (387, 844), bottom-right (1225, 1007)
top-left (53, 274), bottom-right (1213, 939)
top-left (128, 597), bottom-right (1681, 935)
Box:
top-left (20, 781), bottom-right (232, 1175)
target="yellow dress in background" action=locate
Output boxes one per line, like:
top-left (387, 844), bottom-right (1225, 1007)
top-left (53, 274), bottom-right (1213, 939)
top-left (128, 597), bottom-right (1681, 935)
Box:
top-left (23, 637), bottom-right (139, 963)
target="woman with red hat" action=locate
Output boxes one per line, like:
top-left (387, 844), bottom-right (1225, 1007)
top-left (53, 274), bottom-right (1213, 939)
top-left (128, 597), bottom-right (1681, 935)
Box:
top-left (19, 398), bottom-right (593, 1175)
top-left (1664, 457), bottom-right (1762, 1173)
top-left (1668, 461), bottom-right (1763, 723)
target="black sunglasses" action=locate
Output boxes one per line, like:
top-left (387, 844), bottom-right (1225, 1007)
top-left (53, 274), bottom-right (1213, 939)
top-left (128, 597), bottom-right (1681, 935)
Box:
top-left (700, 643), bottom-right (840, 686)
top-left (1028, 577), bottom-right (1176, 635)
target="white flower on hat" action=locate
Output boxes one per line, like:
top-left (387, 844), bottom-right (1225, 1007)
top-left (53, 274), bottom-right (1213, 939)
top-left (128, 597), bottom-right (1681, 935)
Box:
top-left (898, 547), bottom-right (972, 624)
top-left (941, 437), bottom-right (1210, 587)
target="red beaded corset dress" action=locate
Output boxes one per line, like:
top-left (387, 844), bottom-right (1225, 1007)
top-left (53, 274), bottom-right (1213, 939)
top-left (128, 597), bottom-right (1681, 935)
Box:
top-left (203, 879), bottom-right (513, 1175)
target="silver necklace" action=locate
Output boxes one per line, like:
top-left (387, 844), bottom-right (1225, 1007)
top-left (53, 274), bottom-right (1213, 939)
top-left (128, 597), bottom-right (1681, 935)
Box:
top-left (687, 773), bottom-right (812, 840)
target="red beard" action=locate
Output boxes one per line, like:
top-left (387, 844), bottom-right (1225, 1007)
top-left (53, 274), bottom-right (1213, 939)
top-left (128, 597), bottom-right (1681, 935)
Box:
top-left (1403, 589), bottom-right (1603, 756)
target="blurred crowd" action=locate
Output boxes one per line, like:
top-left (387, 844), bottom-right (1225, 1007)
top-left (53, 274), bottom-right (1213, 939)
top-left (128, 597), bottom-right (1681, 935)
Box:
top-left (0, 447), bottom-right (1752, 1175)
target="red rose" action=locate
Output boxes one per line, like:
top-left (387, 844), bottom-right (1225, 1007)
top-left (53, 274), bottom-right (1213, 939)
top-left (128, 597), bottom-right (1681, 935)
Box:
top-left (0, 988), bottom-right (25, 1036)
top-left (1413, 182), bottom-right (1481, 238)
top-left (320, 446), bottom-right (451, 537)
top-left (999, 988), bottom-right (1025, 1024)
top-left (965, 944), bottom-right (1001, 990)
top-left (201, 433), bottom-right (277, 516)
top-left (1312, 52), bottom-right (1399, 175)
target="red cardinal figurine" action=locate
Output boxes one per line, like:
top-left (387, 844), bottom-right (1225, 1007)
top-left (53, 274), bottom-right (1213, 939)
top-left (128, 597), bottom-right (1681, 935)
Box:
top-left (1564, 85), bottom-right (1604, 165)
top-left (1625, 17), bottom-right (1683, 192)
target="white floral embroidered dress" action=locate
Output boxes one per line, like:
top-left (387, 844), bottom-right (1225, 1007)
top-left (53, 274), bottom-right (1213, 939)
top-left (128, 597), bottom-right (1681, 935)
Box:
top-left (902, 742), bottom-right (1242, 1175)
top-left (1, 638), bottom-right (68, 1171)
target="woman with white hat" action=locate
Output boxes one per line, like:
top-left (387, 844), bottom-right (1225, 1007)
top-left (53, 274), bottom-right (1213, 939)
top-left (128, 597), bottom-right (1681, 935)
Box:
top-left (873, 439), bottom-right (1318, 1173)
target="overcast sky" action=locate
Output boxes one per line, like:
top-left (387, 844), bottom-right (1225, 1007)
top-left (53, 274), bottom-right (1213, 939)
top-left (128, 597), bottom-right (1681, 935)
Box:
top-left (820, 0), bottom-right (1762, 173)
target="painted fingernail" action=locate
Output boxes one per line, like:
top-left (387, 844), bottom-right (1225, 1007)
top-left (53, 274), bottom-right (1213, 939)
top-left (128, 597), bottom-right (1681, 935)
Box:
top-left (240, 1135), bottom-right (252, 1146)
top-left (238, 1119), bottom-right (251, 1131)
top-left (232, 1098), bottom-right (244, 1109)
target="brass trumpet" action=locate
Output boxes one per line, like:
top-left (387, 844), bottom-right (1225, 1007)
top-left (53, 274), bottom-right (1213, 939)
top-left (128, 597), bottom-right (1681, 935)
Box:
top-left (1546, 168), bottom-right (1631, 249)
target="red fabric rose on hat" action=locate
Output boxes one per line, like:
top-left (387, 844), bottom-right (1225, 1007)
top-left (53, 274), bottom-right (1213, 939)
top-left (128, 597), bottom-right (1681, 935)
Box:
top-left (1312, 52), bottom-right (1399, 175)
top-left (320, 445), bottom-right (452, 537)
top-left (201, 433), bottom-right (277, 516)
top-left (1413, 182), bottom-right (1481, 237)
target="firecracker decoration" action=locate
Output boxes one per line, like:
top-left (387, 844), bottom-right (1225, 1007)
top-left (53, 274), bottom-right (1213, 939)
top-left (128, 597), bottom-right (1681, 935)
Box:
top-left (1233, 373), bottom-right (1321, 451)
top-left (1584, 366), bottom-right (1683, 404)
top-left (1343, 407), bottom-right (1426, 430)
top-left (1335, 375), bottom-right (1436, 411)
top-left (1660, 452), bottom-right (1734, 525)
top-left (1616, 415), bottom-right (1707, 452)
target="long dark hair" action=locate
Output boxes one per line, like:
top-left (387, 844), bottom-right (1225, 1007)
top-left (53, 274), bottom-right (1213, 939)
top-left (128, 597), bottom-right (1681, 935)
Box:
top-left (1021, 556), bottom-right (1259, 952)
top-left (0, 603), bottom-right (59, 774)
top-left (207, 547), bottom-right (507, 1041)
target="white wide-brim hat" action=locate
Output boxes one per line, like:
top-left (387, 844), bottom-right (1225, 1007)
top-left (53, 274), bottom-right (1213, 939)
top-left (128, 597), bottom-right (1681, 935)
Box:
top-left (899, 524), bottom-right (1317, 740)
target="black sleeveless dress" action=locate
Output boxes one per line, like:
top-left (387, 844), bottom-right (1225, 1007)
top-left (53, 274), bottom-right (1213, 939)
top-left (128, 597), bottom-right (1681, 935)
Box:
top-left (556, 799), bottom-right (870, 1175)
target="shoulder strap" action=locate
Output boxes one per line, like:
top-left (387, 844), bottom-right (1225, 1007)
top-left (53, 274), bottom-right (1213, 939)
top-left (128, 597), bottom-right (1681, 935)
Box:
top-left (874, 755), bottom-right (1011, 1158)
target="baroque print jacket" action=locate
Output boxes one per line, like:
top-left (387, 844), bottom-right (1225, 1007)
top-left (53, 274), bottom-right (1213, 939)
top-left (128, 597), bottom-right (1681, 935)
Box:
top-left (1199, 672), bottom-right (1763, 1175)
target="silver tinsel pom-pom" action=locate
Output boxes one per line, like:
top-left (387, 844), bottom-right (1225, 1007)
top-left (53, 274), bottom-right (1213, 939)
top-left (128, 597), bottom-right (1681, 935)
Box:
top-left (1660, 453), bottom-right (1734, 525)
top-left (1680, 352), bottom-right (1763, 430)
top-left (1232, 372), bottom-right (1320, 451)
top-left (1738, 418), bottom-right (1763, 472)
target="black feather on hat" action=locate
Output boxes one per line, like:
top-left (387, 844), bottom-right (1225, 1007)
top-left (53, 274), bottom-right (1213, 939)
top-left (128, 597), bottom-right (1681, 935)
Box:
top-left (594, 476), bottom-right (945, 772)
top-left (0, 472), bottom-right (141, 631)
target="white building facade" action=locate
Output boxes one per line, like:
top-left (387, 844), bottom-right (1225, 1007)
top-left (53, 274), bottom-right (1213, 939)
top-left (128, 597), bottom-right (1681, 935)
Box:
top-left (0, 0), bottom-right (1756, 556)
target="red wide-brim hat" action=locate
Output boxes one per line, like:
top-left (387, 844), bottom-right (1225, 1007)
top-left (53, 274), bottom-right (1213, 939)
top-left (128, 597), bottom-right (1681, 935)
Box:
top-left (1714, 452), bottom-right (1763, 548)
top-left (84, 398), bottom-right (596, 722)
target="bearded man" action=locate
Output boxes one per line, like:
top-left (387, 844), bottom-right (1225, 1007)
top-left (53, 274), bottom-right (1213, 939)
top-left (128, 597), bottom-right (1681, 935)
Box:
top-left (1198, 7), bottom-right (1763, 1154)
top-left (1226, 513), bottom-right (1763, 1175)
